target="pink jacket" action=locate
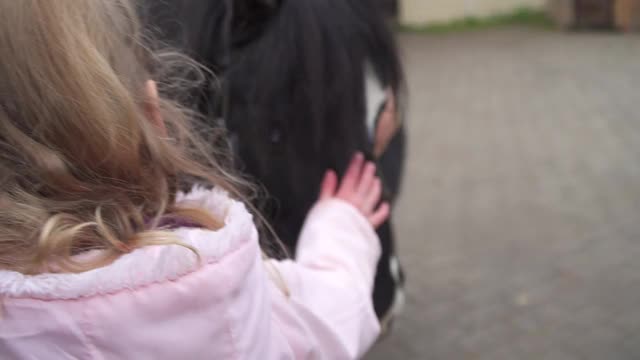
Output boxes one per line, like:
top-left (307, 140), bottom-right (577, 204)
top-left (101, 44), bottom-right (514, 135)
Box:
top-left (0, 188), bottom-right (381, 359)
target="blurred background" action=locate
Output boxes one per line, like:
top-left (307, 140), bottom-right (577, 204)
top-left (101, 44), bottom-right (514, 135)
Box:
top-left (368, 0), bottom-right (640, 359)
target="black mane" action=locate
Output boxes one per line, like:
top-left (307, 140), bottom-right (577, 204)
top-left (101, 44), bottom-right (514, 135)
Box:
top-left (227, 0), bottom-right (404, 245)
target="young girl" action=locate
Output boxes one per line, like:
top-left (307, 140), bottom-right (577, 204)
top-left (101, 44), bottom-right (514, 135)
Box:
top-left (0, 1), bottom-right (389, 359)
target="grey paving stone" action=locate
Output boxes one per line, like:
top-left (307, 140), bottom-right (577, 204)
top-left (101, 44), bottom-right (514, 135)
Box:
top-left (365, 26), bottom-right (640, 360)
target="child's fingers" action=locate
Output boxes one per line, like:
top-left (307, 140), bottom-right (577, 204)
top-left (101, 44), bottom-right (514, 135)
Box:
top-left (369, 202), bottom-right (390, 229)
top-left (356, 162), bottom-right (377, 199)
top-left (319, 170), bottom-right (338, 201)
top-left (338, 152), bottom-right (364, 195)
top-left (362, 178), bottom-right (382, 213)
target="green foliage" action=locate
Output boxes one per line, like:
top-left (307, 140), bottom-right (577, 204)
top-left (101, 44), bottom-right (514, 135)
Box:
top-left (398, 7), bottom-right (553, 33)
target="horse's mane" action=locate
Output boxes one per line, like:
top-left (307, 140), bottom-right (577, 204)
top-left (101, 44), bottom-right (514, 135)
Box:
top-left (226, 0), bottom-right (404, 246)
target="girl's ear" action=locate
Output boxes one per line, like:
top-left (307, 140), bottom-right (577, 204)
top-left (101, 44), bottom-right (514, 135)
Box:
top-left (144, 80), bottom-right (167, 136)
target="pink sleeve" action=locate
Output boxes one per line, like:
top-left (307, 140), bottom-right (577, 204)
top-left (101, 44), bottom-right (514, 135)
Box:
top-left (269, 199), bottom-right (382, 359)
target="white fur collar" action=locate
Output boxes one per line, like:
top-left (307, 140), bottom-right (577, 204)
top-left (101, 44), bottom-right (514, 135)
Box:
top-left (0, 187), bottom-right (257, 300)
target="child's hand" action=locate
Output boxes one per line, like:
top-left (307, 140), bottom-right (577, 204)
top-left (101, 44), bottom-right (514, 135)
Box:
top-left (318, 153), bottom-right (390, 229)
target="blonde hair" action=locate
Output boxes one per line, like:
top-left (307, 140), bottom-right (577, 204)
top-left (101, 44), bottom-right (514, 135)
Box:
top-left (0, 0), bottom-right (253, 274)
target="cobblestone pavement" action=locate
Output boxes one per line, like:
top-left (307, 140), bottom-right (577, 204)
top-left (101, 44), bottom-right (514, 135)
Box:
top-left (366, 27), bottom-right (640, 360)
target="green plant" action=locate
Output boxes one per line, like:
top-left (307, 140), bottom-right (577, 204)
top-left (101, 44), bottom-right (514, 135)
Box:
top-left (398, 7), bottom-right (552, 33)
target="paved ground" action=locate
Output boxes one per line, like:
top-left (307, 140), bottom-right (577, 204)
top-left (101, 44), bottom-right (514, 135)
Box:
top-left (366, 27), bottom-right (640, 360)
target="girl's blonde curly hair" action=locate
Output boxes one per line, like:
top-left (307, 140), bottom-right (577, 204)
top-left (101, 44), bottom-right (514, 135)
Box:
top-left (0, 0), bottom-right (257, 274)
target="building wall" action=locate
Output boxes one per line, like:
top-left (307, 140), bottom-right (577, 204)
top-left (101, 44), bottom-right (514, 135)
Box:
top-left (400, 0), bottom-right (547, 25)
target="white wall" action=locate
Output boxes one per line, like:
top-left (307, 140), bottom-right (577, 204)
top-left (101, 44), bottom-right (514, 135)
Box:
top-left (400, 0), bottom-right (547, 25)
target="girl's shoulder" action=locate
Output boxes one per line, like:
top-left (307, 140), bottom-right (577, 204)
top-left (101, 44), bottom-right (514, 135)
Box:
top-left (0, 187), bottom-right (259, 300)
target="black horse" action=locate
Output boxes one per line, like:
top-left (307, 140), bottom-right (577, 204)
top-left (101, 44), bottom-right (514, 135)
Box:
top-left (142, 0), bottom-right (406, 329)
